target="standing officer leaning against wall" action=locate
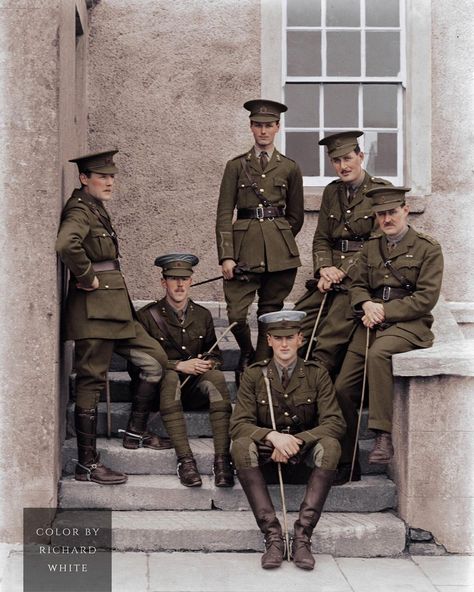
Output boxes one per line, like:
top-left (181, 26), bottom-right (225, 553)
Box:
top-left (230, 310), bottom-right (345, 570)
top-left (56, 150), bottom-right (171, 486)
top-left (216, 99), bottom-right (304, 385)
top-left (294, 131), bottom-right (392, 375)
top-left (133, 254), bottom-right (234, 488)
top-left (334, 187), bottom-right (443, 485)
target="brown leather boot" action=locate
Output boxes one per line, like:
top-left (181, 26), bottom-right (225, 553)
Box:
top-left (292, 467), bottom-right (335, 570)
top-left (213, 454), bottom-right (235, 487)
top-left (122, 379), bottom-right (172, 450)
top-left (368, 431), bottom-right (394, 464)
top-left (75, 406), bottom-right (127, 485)
top-left (231, 323), bottom-right (255, 388)
top-left (237, 466), bottom-right (285, 569)
top-left (177, 454), bottom-right (202, 487)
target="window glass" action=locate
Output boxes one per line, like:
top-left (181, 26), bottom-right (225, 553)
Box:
top-left (287, 0), bottom-right (321, 26)
top-left (327, 0), bottom-right (360, 27)
top-left (285, 84), bottom-right (319, 127)
top-left (364, 131), bottom-right (398, 176)
top-left (286, 132), bottom-right (320, 176)
top-left (287, 31), bottom-right (322, 76)
top-left (366, 31), bottom-right (400, 76)
top-left (326, 31), bottom-right (361, 76)
top-left (324, 84), bottom-right (359, 127)
top-left (363, 85), bottom-right (398, 128)
top-left (366, 0), bottom-right (399, 27)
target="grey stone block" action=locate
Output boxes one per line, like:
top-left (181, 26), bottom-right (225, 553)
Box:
top-left (408, 542), bottom-right (447, 556)
top-left (76, 510), bottom-right (406, 556)
top-left (409, 527), bottom-right (433, 542)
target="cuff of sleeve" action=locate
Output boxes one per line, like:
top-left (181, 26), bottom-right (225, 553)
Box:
top-left (167, 360), bottom-right (180, 371)
top-left (76, 262), bottom-right (96, 286)
top-left (251, 427), bottom-right (273, 443)
top-left (295, 430), bottom-right (316, 446)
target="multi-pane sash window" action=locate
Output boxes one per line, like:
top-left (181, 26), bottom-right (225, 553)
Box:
top-left (283, 0), bottom-right (405, 186)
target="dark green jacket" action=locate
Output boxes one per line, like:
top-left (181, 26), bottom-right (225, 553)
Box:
top-left (313, 171), bottom-right (392, 278)
top-left (137, 298), bottom-right (222, 371)
top-left (350, 226), bottom-right (444, 347)
top-left (230, 358), bottom-right (345, 447)
top-left (216, 148), bottom-right (304, 272)
top-left (56, 188), bottom-right (135, 340)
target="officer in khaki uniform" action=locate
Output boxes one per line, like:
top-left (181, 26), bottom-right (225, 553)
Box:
top-left (134, 254), bottom-right (234, 488)
top-left (294, 131), bottom-right (392, 374)
top-left (230, 311), bottom-right (345, 570)
top-left (334, 187), bottom-right (443, 484)
top-left (56, 150), bottom-right (171, 486)
top-left (216, 99), bottom-right (304, 381)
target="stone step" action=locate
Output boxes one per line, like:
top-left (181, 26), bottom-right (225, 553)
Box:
top-left (52, 509), bottom-right (406, 556)
top-left (66, 401), bottom-right (373, 440)
top-left (59, 474), bottom-right (396, 512)
top-left (62, 437), bottom-right (386, 476)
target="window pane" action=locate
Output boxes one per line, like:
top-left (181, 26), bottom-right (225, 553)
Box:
top-left (286, 132), bottom-right (319, 176)
top-left (363, 84), bottom-right (397, 128)
top-left (285, 84), bottom-right (319, 127)
top-left (327, 0), bottom-right (360, 27)
top-left (366, 0), bottom-right (399, 27)
top-left (324, 84), bottom-right (358, 127)
top-left (364, 132), bottom-right (397, 176)
top-left (327, 31), bottom-right (361, 76)
top-left (366, 32), bottom-right (400, 76)
top-left (287, 31), bottom-right (322, 76)
top-left (287, 0), bottom-right (321, 26)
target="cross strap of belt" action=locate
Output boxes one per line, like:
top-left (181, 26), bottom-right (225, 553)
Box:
top-left (83, 200), bottom-right (121, 257)
top-left (92, 259), bottom-right (121, 272)
top-left (333, 239), bottom-right (366, 252)
top-left (240, 156), bottom-right (271, 207)
top-left (378, 240), bottom-right (416, 293)
top-left (261, 367), bottom-right (304, 433)
top-left (237, 206), bottom-right (285, 220)
top-left (149, 305), bottom-right (192, 360)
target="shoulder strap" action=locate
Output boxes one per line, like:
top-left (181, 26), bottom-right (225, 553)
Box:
top-left (378, 240), bottom-right (416, 292)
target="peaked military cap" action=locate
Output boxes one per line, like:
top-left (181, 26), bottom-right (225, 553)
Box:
top-left (319, 131), bottom-right (364, 158)
top-left (366, 186), bottom-right (411, 212)
top-left (258, 310), bottom-right (306, 336)
top-left (154, 253), bottom-right (199, 277)
top-left (69, 149), bottom-right (119, 174)
top-left (243, 99), bottom-right (288, 123)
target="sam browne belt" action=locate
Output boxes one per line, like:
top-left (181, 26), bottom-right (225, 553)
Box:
top-left (92, 259), bottom-right (121, 272)
top-left (237, 206), bottom-right (285, 220)
top-left (372, 286), bottom-right (412, 302)
top-left (333, 239), bottom-right (366, 252)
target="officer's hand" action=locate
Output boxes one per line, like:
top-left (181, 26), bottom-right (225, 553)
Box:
top-left (362, 301), bottom-right (385, 328)
top-left (319, 266), bottom-right (346, 284)
top-left (221, 259), bottom-right (237, 280)
top-left (265, 432), bottom-right (302, 460)
top-left (77, 276), bottom-right (99, 291)
top-left (317, 276), bottom-right (333, 293)
top-left (176, 358), bottom-right (213, 375)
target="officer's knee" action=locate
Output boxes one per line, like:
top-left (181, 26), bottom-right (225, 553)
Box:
top-left (311, 437), bottom-right (341, 470)
top-left (76, 391), bottom-right (101, 409)
top-left (231, 438), bottom-right (258, 470)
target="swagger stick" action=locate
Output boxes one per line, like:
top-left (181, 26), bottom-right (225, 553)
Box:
top-left (105, 371), bottom-right (112, 439)
top-left (304, 292), bottom-right (328, 362)
top-left (263, 375), bottom-right (291, 562)
top-left (179, 322), bottom-right (238, 388)
top-left (349, 326), bottom-right (371, 482)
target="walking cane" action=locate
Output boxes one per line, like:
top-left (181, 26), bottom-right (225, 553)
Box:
top-left (304, 292), bottom-right (328, 362)
top-left (179, 321), bottom-right (238, 388)
top-left (263, 375), bottom-right (291, 562)
top-left (349, 326), bottom-right (371, 482)
top-left (105, 371), bottom-right (112, 439)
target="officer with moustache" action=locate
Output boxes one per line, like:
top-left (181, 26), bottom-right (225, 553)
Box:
top-left (294, 131), bottom-right (392, 377)
top-left (334, 187), bottom-right (443, 483)
top-left (216, 99), bottom-right (304, 384)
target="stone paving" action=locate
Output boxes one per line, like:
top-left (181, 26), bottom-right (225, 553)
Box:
top-left (1, 545), bottom-right (473, 592)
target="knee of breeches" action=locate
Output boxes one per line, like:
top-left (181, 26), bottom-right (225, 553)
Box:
top-left (230, 437), bottom-right (258, 470)
top-left (311, 437), bottom-right (341, 470)
top-left (76, 391), bottom-right (101, 409)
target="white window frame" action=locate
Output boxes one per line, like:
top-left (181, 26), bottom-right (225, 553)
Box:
top-left (279, 0), bottom-right (407, 187)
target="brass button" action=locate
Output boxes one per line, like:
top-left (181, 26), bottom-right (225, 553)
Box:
top-left (261, 174), bottom-right (266, 178)
top-left (307, 398), bottom-right (311, 402)
top-left (104, 285), bottom-right (109, 288)
top-left (284, 411), bottom-right (289, 417)
top-left (102, 233), bottom-right (106, 237)
top-left (258, 203), bottom-right (263, 207)
top-left (284, 394), bottom-right (288, 399)
top-left (259, 188), bottom-right (264, 193)
top-left (347, 209), bottom-right (351, 214)
top-left (261, 400), bottom-right (266, 404)
top-left (341, 255), bottom-right (345, 259)
top-left (241, 184), bottom-right (245, 188)
top-left (260, 261), bottom-right (265, 266)
top-left (181, 346), bottom-right (186, 350)
top-left (384, 275), bottom-right (389, 278)
top-left (364, 215), bottom-right (369, 219)
top-left (182, 329), bottom-right (186, 333)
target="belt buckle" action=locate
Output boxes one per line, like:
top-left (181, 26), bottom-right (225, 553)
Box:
top-left (382, 286), bottom-right (391, 301)
top-left (340, 239), bottom-right (349, 253)
top-left (256, 206), bottom-right (265, 220)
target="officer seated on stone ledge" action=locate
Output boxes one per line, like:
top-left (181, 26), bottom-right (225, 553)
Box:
top-left (230, 310), bottom-right (345, 570)
top-left (129, 254), bottom-right (234, 488)
top-left (334, 187), bottom-right (444, 486)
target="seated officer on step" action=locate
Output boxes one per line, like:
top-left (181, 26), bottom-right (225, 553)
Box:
top-left (334, 187), bottom-right (443, 485)
top-left (56, 150), bottom-right (170, 486)
top-left (132, 254), bottom-right (234, 488)
top-left (230, 311), bottom-right (345, 570)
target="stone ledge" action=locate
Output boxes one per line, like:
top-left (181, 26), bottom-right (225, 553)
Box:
top-left (447, 301), bottom-right (474, 324)
top-left (393, 339), bottom-right (474, 377)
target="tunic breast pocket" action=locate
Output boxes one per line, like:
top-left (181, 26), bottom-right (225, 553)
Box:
top-left (273, 177), bottom-right (287, 200)
top-left (257, 392), bottom-right (278, 427)
top-left (293, 390), bottom-right (318, 428)
top-left (88, 229), bottom-right (116, 260)
top-left (394, 258), bottom-right (422, 285)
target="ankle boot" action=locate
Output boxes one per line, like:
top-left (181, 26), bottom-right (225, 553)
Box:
top-left (254, 321), bottom-right (272, 362)
top-left (122, 379), bottom-right (172, 450)
top-left (177, 454), bottom-right (202, 487)
top-left (368, 431), bottom-right (394, 464)
top-left (292, 466), bottom-right (335, 570)
top-left (231, 323), bottom-right (255, 388)
top-left (75, 406), bottom-right (127, 485)
top-left (213, 454), bottom-right (235, 487)
top-left (237, 466), bottom-right (285, 569)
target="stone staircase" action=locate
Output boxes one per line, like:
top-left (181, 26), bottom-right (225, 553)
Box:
top-left (58, 320), bottom-right (407, 556)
